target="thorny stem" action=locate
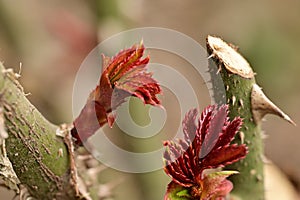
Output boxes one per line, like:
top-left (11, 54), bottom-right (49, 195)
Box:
top-left (206, 35), bottom-right (294, 200)
top-left (0, 62), bottom-right (78, 199)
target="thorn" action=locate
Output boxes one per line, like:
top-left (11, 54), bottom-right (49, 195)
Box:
top-left (216, 65), bottom-right (222, 74)
top-left (19, 62), bottom-right (22, 74)
top-left (250, 169), bottom-right (257, 175)
top-left (233, 79), bottom-right (237, 87)
top-left (283, 114), bottom-right (296, 126)
top-left (58, 148), bottom-right (64, 157)
top-left (14, 62), bottom-right (22, 79)
top-left (239, 131), bottom-right (245, 144)
top-left (239, 99), bottom-right (244, 108)
top-left (226, 85), bottom-right (229, 91)
top-left (101, 54), bottom-right (111, 72)
top-left (207, 53), bottom-right (215, 59)
top-left (251, 84), bottom-right (296, 126)
top-left (232, 96), bottom-right (236, 106)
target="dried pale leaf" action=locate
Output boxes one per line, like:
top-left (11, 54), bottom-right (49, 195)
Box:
top-left (0, 108), bottom-right (7, 145)
top-left (18, 185), bottom-right (36, 200)
top-left (0, 107), bottom-right (20, 192)
top-left (0, 141), bottom-right (20, 192)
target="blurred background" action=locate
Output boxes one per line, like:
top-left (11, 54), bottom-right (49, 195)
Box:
top-left (0, 0), bottom-right (299, 199)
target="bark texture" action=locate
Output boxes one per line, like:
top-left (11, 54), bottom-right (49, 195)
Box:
top-left (0, 63), bottom-right (78, 199)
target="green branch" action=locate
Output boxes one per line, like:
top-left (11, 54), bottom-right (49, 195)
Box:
top-left (0, 63), bottom-right (78, 199)
top-left (206, 35), bottom-right (294, 200)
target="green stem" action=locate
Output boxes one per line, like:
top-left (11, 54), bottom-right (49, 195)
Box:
top-left (0, 63), bottom-right (77, 199)
top-left (206, 36), bottom-right (264, 200)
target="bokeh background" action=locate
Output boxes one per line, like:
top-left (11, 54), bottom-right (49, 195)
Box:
top-left (0, 0), bottom-right (299, 199)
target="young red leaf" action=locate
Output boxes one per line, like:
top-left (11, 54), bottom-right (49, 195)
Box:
top-left (163, 105), bottom-right (248, 199)
top-left (201, 144), bottom-right (247, 169)
top-left (72, 42), bottom-right (162, 145)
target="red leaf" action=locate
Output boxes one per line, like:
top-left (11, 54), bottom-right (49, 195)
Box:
top-left (72, 42), bottom-right (162, 145)
top-left (201, 144), bottom-right (248, 169)
top-left (198, 105), bottom-right (215, 154)
top-left (200, 105), bottom-right (228, 158)
top-left (163, 105), bottom-right (248, 199)
top-left (182, 109), bottom-right (198, 143)
top-left (98, 43), bottom-right (161, 108)
top-left (215, 117), bottom-right (242, 148)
